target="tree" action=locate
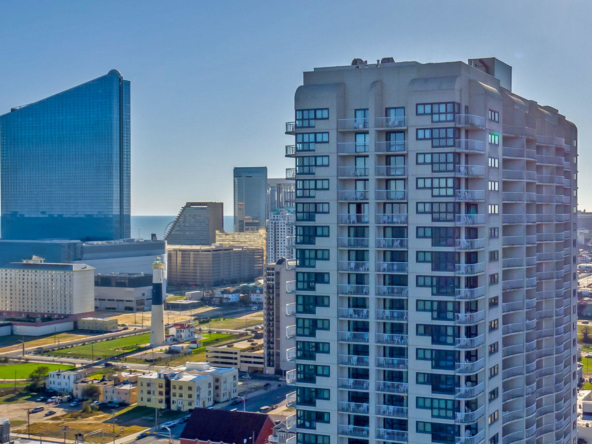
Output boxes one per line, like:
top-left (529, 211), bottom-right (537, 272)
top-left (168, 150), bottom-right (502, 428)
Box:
top-left (28, 366), bottom-right (49, 391)
top-left (82, 385), bottom-right (101, 401)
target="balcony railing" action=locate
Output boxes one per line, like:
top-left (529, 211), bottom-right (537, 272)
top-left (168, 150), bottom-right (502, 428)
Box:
top-left (375, 309), bottom-right (408, 321)
top-left (338, 354), bottom-right (370, 367)
top-left (455, 139), bottom-right (486, 153)
top-left (338, 401), bottom-right (370, 414)
top-left (338, 118), bottom-right (369, 130)
top-left (375, 165), bottom-right (408, 177)
top-left (455, 335), bottom-right (484, 349)
top-left (375, 116), bottom-right (407, 129)
top-left (285, 145), bottom-right (296, 157)
top-left (375, 285), bottom-right (408, 297)
top-left (338, 284), bottom-right (369, 296)
top-left (286, 168), bottom-right (295, 179)
top-left (338, 166), bottom-right (369, 177)
top-left (375, 190), bottom-right (408, 201)
top-left (337, 425), bottom-right (369, 438)
top-left (285, 122), bottom-right (296, 134)
top-left (455, 358), bottom-right (485, 374)
top-left (455, 406), bottom-right (485, 424)
top-left (455, 286), bottom-right (485, 300)
top-left (455, 430), bottom-right (485, 444)
top-left (375, 140), bottom-right (407, 153)
top-left (338, 213), bottom-right (369, 224)
top-left (376, 381), bottom-right (409, 394)
top-left (286, 281), bottom-right (295, 293)
top-left (338, 378), bottom-right (370, 391)
top-left (286, 325), bottom-right (296, 339)
top-left (455, 382), bottom-right (485, 399)
top-left (376, 429), bottom-right (408, 442)
top-left (286, 391), bottom-right (296, 407)
top-left (338, 331), bottom-right (369, 343)
top-left (455, 190), bottom-right (485, 202)
top-left (286, 347), bottom-right (296, 362)
top-left (375, 238), bottom-right (408, 249)
top-left (376, 261), bottom-right (408, 273)
top-left (376, 405), bottom-right (408, 418)
top-left (455, 164), bottom-right (486, 177)
top-left (455, 114), bottom-right (486, 128)
top-left (455, 311), bottom-right (485, 325)
top-left (338, 308), bottom-right (369, 320)
top-left (285, 414), bottom-right (296, 430)
top-left (337, 237), bottom-right (369, 248)
top-left (338, 190), bottom-right (369, 201)
top-left (337, 142), bottom-right (369, 154)
top-left (286, 303), bottom-right (296, 316)
top-left (455, 214), bottom-right (486, 225)
top-left (455, 262), bottom-right (485, 275)
top-left (455, 238), bottom-right (485, 250)
top-left (286, 369), bottom-right (296, 385)
top-left (338, 261), bottom-right (370, 272)
top-left (376, 213), bottom-right (408, 224)
top-left (376, 356), bottom-right (408, 370)
top-left (375, 333), bottom-right (408, 345)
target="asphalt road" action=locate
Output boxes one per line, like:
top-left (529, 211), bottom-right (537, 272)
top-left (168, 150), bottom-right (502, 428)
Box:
top-left (136, 422), bottom-right (185, 444)
top-left (221, 384), bottom-right (293, 413)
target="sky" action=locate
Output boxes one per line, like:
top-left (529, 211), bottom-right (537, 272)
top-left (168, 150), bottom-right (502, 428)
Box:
top-left (0, 0), bottom-right (590, 215)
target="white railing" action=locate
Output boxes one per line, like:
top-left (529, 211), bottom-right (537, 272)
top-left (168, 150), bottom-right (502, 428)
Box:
top-left (286, 391), bottom-right (296, 407)
top-left (375, 285), bottom-right (408, 297)
top-left (286, 369), bottom-right (296, 385)
top-left (286, 280), bottom-right (295, 293)
top-left (455, 190), bottom-right (485, 201)
top-left (455, 114), bottom-right (485, 128)
top-left (338, 308), bottom-right (369, 319)
top-left (455, 262), bottom-right (485, 275)
top-left (286, 303), bottom-right (296, 316)
top-left (286, 347), bottom-right (296, 361)
top-left (285, 122), bottom-right (296, 133)
top-left (375, 357), bottom-right (408, 370)
top-left (375, 190), bottom-right (408, 201)
top-left (285, 145), bottom-right (296, 156)
top-left (376, 261), bottom-right (408, 273)
top-left (375, 333), bottom-right (408, 345)
top-left (285, 413), bottom-right (296, 430)
top-left (338, 213), bottom-right (369, 224)
top-left (376, 213), bottom-right (408, 224)
top-left (286, 168), bottom-right (296, 179)
top-left (375, 309), bottom-right (408, 321)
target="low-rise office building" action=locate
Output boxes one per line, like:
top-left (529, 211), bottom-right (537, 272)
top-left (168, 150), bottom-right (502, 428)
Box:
top-left (206, 339), bottom-right (265, 373)
top-left (94, 272), bottom-right (153, 311)
top-left (77, 317), bottom-right (118, 332)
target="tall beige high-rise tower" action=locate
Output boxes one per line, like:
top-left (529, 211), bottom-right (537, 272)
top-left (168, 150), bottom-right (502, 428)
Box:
top-left (283, 57), bottom-right (577, 444)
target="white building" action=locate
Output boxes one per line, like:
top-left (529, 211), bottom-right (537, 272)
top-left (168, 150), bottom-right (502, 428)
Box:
top-left (214, 288), bottom-right (241, 304)
top-left (0, 256), bottom-right (95, 318)
top-left (168, 323), bottom-right (202, 342)
top-left (284, 57), bottom-right (577, 444)
top-left (46, 370), bottom-right (85, 393)
top-left (94, 272), bottom-right (153, 311)
top-left (267, 209), bottom-right (295, 264)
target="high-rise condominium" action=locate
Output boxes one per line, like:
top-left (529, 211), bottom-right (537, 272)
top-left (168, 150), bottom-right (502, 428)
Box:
top-left (0, 70), bottom-right (130, 241)
top-left (234, 167), bottom-right (267, 232)
top-left (284, 57), bottom-right (577, 444)
top-left (165, 202), bottom-right (224, 245)
top-left (267, 208), bottom-right (295, 264)
top-left (268, 178), bottom-right (296, 212)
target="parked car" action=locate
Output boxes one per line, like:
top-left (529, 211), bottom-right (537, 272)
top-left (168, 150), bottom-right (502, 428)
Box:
top-left (44, 410), bottom-right (56, 417)
top-left (231, 398), bottom-right (246, 405)
top-left (90, 401), bottom-right (101, 407)
top-left (121, 365), bottom-right (130, 369)
top-left (30, 407), bottom-right (44, 413)
top-left (161, 420), bottom-right (177, 428)
top-left (259, 406), bottom-right (272, 412)
top-left (104, 362), bottom-right (114, 368)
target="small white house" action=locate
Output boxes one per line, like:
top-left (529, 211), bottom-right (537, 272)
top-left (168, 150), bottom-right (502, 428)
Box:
top-left (46, 370), bottom-right (85, 393)
top-left (169, 323), bottom-right (202, 342)
top-left (214, 289), bottom-right (240, 304)
top-left (249, 293), bottom-right (264, 304)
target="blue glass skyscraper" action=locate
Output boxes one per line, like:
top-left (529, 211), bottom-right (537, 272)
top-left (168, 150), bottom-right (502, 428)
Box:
top-left (0, 70), bottom-right (130, 241)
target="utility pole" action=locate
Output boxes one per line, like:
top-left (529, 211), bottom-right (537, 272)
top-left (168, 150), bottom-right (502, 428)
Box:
top-left (26, 409), bottom-right (30, 437)
top-left (111, 410), bottom-right (116, 444)
top-left (14, 369), bottom-right (16, 393)
top-left (92, 345), bottom-right (94, 362)
top-left (154, 408), bottom-right (159, 428)
top-left (62, 426), bottom-right (69, 444)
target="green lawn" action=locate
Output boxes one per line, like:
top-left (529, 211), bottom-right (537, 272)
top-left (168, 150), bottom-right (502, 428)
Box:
top-left (0, 363), bottom-right (75, 379)
top-left (46, 333), bottom-right (151, 359)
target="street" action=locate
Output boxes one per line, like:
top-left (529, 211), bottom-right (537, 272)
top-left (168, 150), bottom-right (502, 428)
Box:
top-left (221, 384), bottom-right (293, 413)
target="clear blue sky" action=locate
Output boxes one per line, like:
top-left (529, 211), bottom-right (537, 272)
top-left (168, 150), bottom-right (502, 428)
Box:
top-left (0, 0), bottom-right (590, 215)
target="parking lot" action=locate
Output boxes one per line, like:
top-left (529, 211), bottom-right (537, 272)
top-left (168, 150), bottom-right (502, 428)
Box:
top-left (0, 394), bottom-right (80, 426)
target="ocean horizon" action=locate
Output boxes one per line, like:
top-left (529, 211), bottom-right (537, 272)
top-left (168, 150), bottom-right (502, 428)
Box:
top-left (131, 215), bottom-right (235, 240)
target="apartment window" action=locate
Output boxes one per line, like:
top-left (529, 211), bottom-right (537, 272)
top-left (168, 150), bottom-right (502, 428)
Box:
top-left (489, 387), bottom-right (499, 401)
top-left (488, 410), bottom-right (499, 425)
top-left (296, 341), bottom-right (329, 360)
top-left (296, 203), bottom-right (329, 221)
top-left (296, 179), bottom-right (329, 198)
top-left (417, 177), bottom-right (459, 197)
top-left (417, 397), bottom-right (454, 419)
top-left (489, 434), bottom-right (499, 444)
top-left (488, 157), bottom-right (499, 168)
top-left (488, 109), bottom-right (499, 122)
top-left (416, 102), bottom-right (460, 122)
top-left (297, 434), bottom-right (329, 444)
top-left (296, 226), bottom-right (329, 245)
top-left (489, 342), bottom-right (499, 355)
top-left (417, 127), bottom-right (460, 147)
top-left (416, 373), bottom-right (456, 394)
top-left (296, 109), bottom-right (329, 128)
top-left (296, 318), bottom-right (330, 337)
top-left (296, 295), bottom-right (329, 314)
top-left (489, 273), bottom-right (499, 285)
top-left (296, 272), bottom-right (329, 291)
top-left (417, 202), bottom-right (460, 222)
top-left (296, 249), bottom-right (329, 268)
top-left (488, 132), bottom-right (500, 145)
top-left (417, 251), bottom-right (458, 272)
top-left (489, 227), bottom-right (499, 239)
top-left (417, 324), bottom-right (455, 345)
top-left (296, 133), bottom-right (329, 151)
top-left (417, 226), bottom-right (459, 247)
top-left (296, 387), bottom-right (330, 406)
top-left (488, 181), bottom-right (499, 191)
top-left (417, 300), bottom-right (456, 321)
top-left (488, 204), bottom-right (499, 215)
top-left (489, 364), bottom-right (499, 379)
top-left (296, 409), bottom-right (330, 429)
top-left (489, 250), bottom-right (499, 262)
top-left (416, 152), bottom-right (459, 172)
top-left (296, 156), bottom-right (329, 175)
top-left (296, 364), bottom-right (330, 383)
top-left (489, 319), bottom-right (499, 332)
top-left (489, 296), bottom-right (499, 309)
top-left (417, 422), bottom-right (457, 442)
top-left (416, 275), bottom-right (459, 296)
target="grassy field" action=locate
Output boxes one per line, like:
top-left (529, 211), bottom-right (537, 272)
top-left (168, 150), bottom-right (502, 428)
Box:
top-left (0, 332), bottom-right (91, 353)
top-left (199, 317), bottom-right (261, 330)
top-left (0, 363), bottom-right (75, 379)
top-left (46, 333), bottom-right (151, 359)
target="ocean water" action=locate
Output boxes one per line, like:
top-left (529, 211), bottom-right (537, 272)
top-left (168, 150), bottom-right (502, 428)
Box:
top-left (131, 215), bottom-right (235, 240)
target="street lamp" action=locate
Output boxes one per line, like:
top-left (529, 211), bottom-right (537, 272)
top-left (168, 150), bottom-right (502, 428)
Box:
top-left (162, 426), bottom-right (172, 444)
top-left (237, 396), bottom-right (246, 412)
top-left (62, 426), bottom-right (69, 444)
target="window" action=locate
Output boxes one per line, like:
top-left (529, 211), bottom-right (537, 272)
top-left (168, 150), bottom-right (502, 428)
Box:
top-left (417, 349), bottom-right (455, 370)
top-left (296, 203), bottom-right (329, 221)
top-left (417, 202), bottom-right (460, 222)
top-left (417, 324), bottom-right (456, 345)
top-left (417, 422), bottom-right (457, 443)
top-left (296, 180), bottom-right (329, 198)
top-left (296, 133), bottom-right (329, 151)
top-left (489, 434), bottom-right (499, 444)
top-left (296, 226), bottom-right (329, 245)
top-left (488, 109), bottom-right (499, 122)
top-left (489, 273), bottom-right (499, 285)
top-left (488, 181), bottom-right (499, 191)
top-left (489, 364), bottom-right (499, 379)
top-left (416, 373), bottom-right (456, 394)
top-left (296, 318), bottom-right (330, 337)
top-left (416, 102), bottom-right (460, 122)
top-left (297, 434), bottom-right (330, 444)
top-left (489, 342), bottom-right (499, 355)
top-left (489, 319), bottom-right (499, 331)
top-left (417, 397), bottom-right (455, 419)
top-left (296, 109), bottom-right (329, 128)
top-left (489, 227), bottom-right (499, 239)
top-left (416, 275), bottom-right (459, 296)
top-left (488, 204), bottom-right (499, 214)
top-left (489, 387), bottom-right (499, 401)
top-left (416, 152), bottom-right (459, 172)
top-left (488, 132), bottom-right (499, 145)
top-left (417, 251), bottom-right (458, 272)
top-left (489, 250), bottom-right (499, 262)
top-left (417, 226), bottom-right (459, 247)
top-left (417, 127), bottom-right (460, 147)
top-left (296, 295), bottom-right (329, 314)
top-left (417, 300), bottom-right (457, 321)
top-left (296, 156), bottom-right (329, 175)
top-left (296, 249), bottom-right (329, 267)
top-left (488, 157), bottom-right (499, 168)
top-left (296, 409), bottom-right (330, 429)
top-left (296, 341), bottom-right (329, 360)
top-left (489, 296), bottom-right (499, 308)
top-left (488, 410), bottom-right (499, 425)
top-left (417, 177), bottom-right (459, 197)
top-left (296, 272), bottom-right (329, 291)
top-left (296, 387), bottom-right (330, 406)
top-left (296, 364), bottom-right (330, 383)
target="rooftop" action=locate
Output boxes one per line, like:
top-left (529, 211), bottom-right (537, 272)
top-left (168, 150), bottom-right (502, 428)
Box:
top-left (181, 408), bottom-right (270, 443)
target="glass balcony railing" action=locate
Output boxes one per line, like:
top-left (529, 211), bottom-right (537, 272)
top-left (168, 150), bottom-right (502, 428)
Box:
top-left (455, 311), bottom-right (485, 324)
top-left (376, 261), bottom-right (408, 273)
top-left (454, 263), bottom-right (485, 275)
top-left (285, 145), bottom-right (296, 157)
top-left (375, 116), bottom-right (407, 129)
top-left (375, 357), bottom-right (408, 370)
top-left (375, 309), bottom-right (408, 321)
top-left (337, 308), bottom-right (369, 320)
top-left (455, 358), bottom-right (484, 374)
top-left (455, 286), bottom-right (485, 300)
top-left (455, 214), bottom-right (485, 225)
top-left (376, 405), bottom-right (408, 418)
top-left (375, 190), bottom-right (407, 201)
top-left (455, 335), bottom-right (484, 349)
top-left (338, 118), bottom-right (369, 130)
top-left (338, 190), bottom-right (369, 201)
top-left (375, 140), bottom-right (407, 153)
top-left (286, 391), bottom-right (296, 407)
top-left (376, 381), bottom-right (409, 394)
top-left (338, 331), bottom-right (369, 343)
top-left (338, 261), bottom-right (370, 272)
top-left (337, 284), bottom-right (369, 296)
top-left (454, 430), bottom-right (484, 444)
top-left (286, 303), bottom-right (295, 316)
top-left (455, 165), bottom-right (485, 177)
top-left (338, 354), bottom-right (369, 367)
top-left (286, 325), bottom-right (296, 338)
top-left (337, 142), bottom-right (369, 154)
top-left (337, 425), bottom-right (369, 438)
top-left (455, 190), bottom-right (485, 202)
top-left (338, 401), bottom-right (370, 414)
top-left (455, 114), bottom-right (485, 128)
top-left (337, 237), bottom-right (369, 248)
top-left (375, 285), bottom-right (408, 297)
top-left (455, 139), bottom-right (486, 153)
top-left (285, 122), bottom-right (296, 134)
top-left (455, 406), bottom-right (484, 424)
top-left (455, 238), bottom-right (485, 250)
top-left (376, 429), bottom-right (408, 442)
top-left (375, 238), bottom-right (408, 249)
top-left (376, 213), bottom-right (408, 224)
top-left (286, 348), bottom-right (296, 362)
top-left (375, 165), bottom-right (408, 177)
top-left (286, 369), bottom-right (296, 385)
top-left (338, 213), bottom-right (369, 224)
top-left (338, 378), bottom-right (370, 391)
top-left (338, 166), bottom-right (369, 177)
top-left (455, 382), bottom-right (484, 399)
top-left (375, 333), bottom-right (408, 345)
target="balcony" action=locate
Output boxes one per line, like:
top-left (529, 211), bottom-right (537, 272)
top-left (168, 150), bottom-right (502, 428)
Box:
top-left (338, 425), bottom-right (369, 438)
top-left (455, 406), bottom-right (485, 424)
top-left (286, 303), bottom-right (296, 316)
top-left (502, 236), bottom-right (524, 247)
top-left (376, 429), bottom-right (408, 443)
top-left (455, 335), bottom-right (484, 349)
top-left (455, 358), bottom-right (484, 374)
top-left (285, 414), bottom-right (296, 430)
top-left (338, 331), bottom-right (369, 343)
top-left (375, 165), bottom-right (408, 177)
top-left (337, 142), bottom-right (369, 154)
top-left (338, 401), bottom-right (370, 414)
top-left (285, 145), bottom-right (296, 157)
top-left (338, 261), bottom-right (370, 272)
top-left (338, 190), bottom-right (369, 201)
top-left (375, 333), bottom-right (408, 345)
top-left (375, 238), bottom-right (408, 249)
top-left (338, 308), bottom-right (369, 320)
top-left (376, 381), bottom-right (409, 394)
top-left (286, 391), bottom-right (296, 407)
top-left (338, 118), bottom-right (369, 131)
top-left (455, 311), bottom-right (485, 325)
top-left (376, 213), bottom-right (408, 224)
top-left (455, 114), bottom-right (486, 129)
top-left (455, 238), bottom-right (485, 250)
top-left (285, 122), bottom-right (296, 134)
top-left (455, 190), bottom-right (485, 202)
top-left (455, 430), bottom-right (485, 444)
top-left (337, 237), bottom-right (369, 248)
top-left (338, 166), bottom-right (369, 178)
top-left (455, 286), bottom-right (485, 300)
top-left (375, 116), bottom-right (407, 129)
top-left (377, 405), bottom-right (408, 418)
top-left (338, 213), bottom-right (369, 224)
top-left (375, 309), bottom-right (408, 321)
top-left (376, 261), bottom-right (408, 273)
top-left (338, 354), bottom-right (370, 367)
top-left (455, 165), bottom-right (486, 177)
top-left (376, 190), bottom-right (408, 201)
top-left (286, 168), bottom-right (295, 179)
top-left (502, 322), bottom-right (523, 335)
top-left (455, 382), bottom-right (485, 399)
top-left (502, 169), bottom-right (524, 180)
top-left (286, 347), bottom-right (296, 361)
top-left (455, 139), bottom-right (486, 153)
top-left (376, 356), bottom-right (408, 370)
top-left (455, 214), bottom-right (486, 225)
top-left (375, 285), bottom-right (408, 297)
top-left (375, 140), bottom-right (407, 153)
top-left (338, 284), bottom-right (369, 296)
top-left (286, 325), bottom-right (296, 339)
top-left (338, 378), bottom-right (370, 391)
top-left (286, 281), bottom-right (295, 293)
top-left (455, 262), bottom-right (485, 275)
top-left (286, 369), bottom-right (296, 385)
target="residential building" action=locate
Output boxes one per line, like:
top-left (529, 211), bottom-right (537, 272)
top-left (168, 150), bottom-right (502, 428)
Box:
top-left (170, 372), bottom-right (213, 411)
top-left (0, 256), bottom-right (94, 318)
top-left (168, 323), bottom-right (202, 342)
top-left (185, 362), bottom-right (238, 403)
top-left (180, 408), bottom-right (275, 444)
top-left (167, 245), bottom-right (261, 288)
top-left (578, 211), bottom-right (592, 231)
top-left (77, 317), bottom-right (118, 332)
top-left (165, 202), bottom-right (224, 246)
top-left (94, 272), bottom-right (153, 311)
top-left (46, 370), bottom-right (86, 393)
top-left (214, 288), bottom-right (241, 304)
top-left (284, 57), bottom-right (577, 444)
top-left (269, 419), bottom-right (297, 444)
top-left (216, 229), bottom-right (266, 267)
top-left (0, 70), bottom-right (130, 241)
top-left (268, 178), bottom-right (296, 212)
top-left (267, 209), bottom-right (296, 264)
top-left (102, 383), bottom-right (138, 405)
top-left (137, 370), bottom-right (171, 408)
top-left (234, 167), bottom-right (268, 232)
top-left (73, 378), bottom-right (114, 401)
top-left (206, 338), bottom-right (265, 373)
